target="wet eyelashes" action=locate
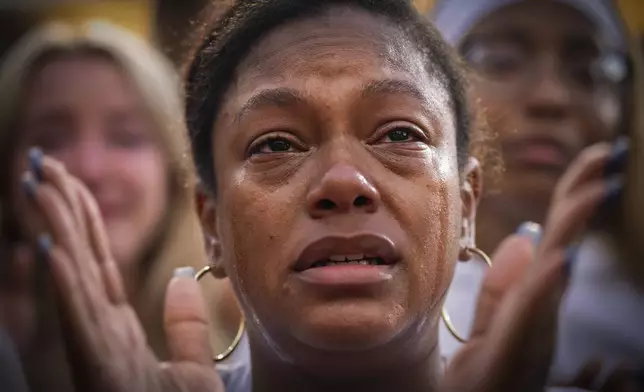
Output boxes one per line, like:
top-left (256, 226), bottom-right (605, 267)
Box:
top-left (248, 133), bottom-right (303, 156)
top-left (374, 125), bottom-right (425, 144)
top-left (247, 124), bottom-right (427, 157)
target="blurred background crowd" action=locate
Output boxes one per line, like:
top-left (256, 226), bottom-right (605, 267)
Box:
top-left (0, 0), bottom-right (641, 63)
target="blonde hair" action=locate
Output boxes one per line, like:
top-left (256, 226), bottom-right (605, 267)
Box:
top-left (0, 21), bottom-right (210, 359)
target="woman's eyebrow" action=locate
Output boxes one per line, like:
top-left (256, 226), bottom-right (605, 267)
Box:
top-left (361, 78), bottom-right (441, 123)
top-left (361, 78), bottom-right (427, 102)
top-left (236, 87), bottom-right (305, 123)
top-left (235, 78), bottom-right (433, 123)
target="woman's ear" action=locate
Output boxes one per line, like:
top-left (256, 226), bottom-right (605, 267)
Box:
top-left (196, 185), bottom-right (226, 278)
top-left (459, 157), bottom-right (483, 261)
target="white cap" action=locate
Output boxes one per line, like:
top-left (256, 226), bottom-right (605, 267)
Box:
top-left (431, 0), bottom-right (628, 51)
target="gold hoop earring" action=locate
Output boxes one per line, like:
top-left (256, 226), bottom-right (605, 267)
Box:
top-left (195, 265), bottom-right (246, 362)
top-left (441, 247), bottom-right (492, 343)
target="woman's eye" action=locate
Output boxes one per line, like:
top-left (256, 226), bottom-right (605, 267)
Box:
top-left (108, 128), bottom-right (150, 148)
top-left (31, 127), bottom-right (71, 152)
top-left (379, 127), bottom-right (418, 143)
top-left (251, 137), bottom-right (295, 155)
top-left (465, 44), bottom-right (526, 78)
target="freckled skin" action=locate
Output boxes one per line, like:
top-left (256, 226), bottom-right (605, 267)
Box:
top-left (207, 7), bottom-right (479, 377)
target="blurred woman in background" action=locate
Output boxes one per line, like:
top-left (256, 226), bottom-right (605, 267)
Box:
top-left (433, 1), bottom-right (644, 390)
top-left (0, 21), bottom-right (233, 391)
top-left (432, 0), bottom-right (632, 359)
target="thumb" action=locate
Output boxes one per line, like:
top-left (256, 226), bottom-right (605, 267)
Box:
top-left (164, 267), bottom-right (212, 366)
top-left (444, 224), bottom-right (542, 392)
top-left (468, 223), bottom-right (541, 339)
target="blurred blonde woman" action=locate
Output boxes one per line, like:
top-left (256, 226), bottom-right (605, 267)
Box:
top-left (0, 21), bottom-right (237, 391)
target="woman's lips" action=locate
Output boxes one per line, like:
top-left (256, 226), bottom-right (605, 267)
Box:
top-left (292, 233), bottom-right (400, 287)
top-left (504, 137), bottom-right (574, 171)
top-left (296, 264), bottom-right (394, 286)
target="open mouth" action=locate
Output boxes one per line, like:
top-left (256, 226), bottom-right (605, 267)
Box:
top-left (310, 254), bottom-right (388, 268)
top-left (293, 233), bottom-right (400, 272)
top-left (293, 234), bottom-right (400, 286)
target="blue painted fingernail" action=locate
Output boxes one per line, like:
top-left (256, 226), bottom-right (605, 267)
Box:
top-left (605, 136), bottom-right (629, 176)
top-left (591, 176), bottom-right (625, 227)
top-left (603, 176), bottom-right (624, 207)
top-left (22, 173), bottom-right (37, 199)
top-left (515, 221), bottom-right (542, 246)
top-left (28, 147), bottom-right (44, 182)
top-left (563, 245), bottom-right (579, 276)
top-left (173, 267), bottom-right (195, 279)
top-left (37, 233), bottom-right (52, 264)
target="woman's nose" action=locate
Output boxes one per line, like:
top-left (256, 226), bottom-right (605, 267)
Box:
top-left (306, 163), bottom-right (381, 219)
top-left (62, 142), bottom-right (107, 188)
top-left (524, 57), bottom-right (572, 120)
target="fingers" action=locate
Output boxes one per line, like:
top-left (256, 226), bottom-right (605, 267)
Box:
top-left (468, 231), bottom-right (537, 339)
top-left (552, 142), bottom-right (611, 203)
top-left (22, 151), bottom-right (119, 304)
top-left (540, 179), bottom-right (615, 254)
top-left (72, 178), bottom-right (110, 262)
top-left (22, 152), bottom-right (116, 345)
top-left (26, 179), bottom-right (104, 292)
top-left (542, 142), bottom-right (622, 253)
top-left (446, 228), bottom-right (542, 392)
top-left (520, 143), bottom-right (622, 308)
top-left (46, 243), bottom-right (105, 352)
top-left (164, 268), bottom-right (213, 366)
top-left (36, 156), bottom-right (125, 305)
top-left (447, 143), bottom-right (621, 392)
top-left (73, 179), bottom-right (126, 305)
top-left (37, 153), bottom-right (87, 240)
top-left (22, 150), bottom-right (129, 366)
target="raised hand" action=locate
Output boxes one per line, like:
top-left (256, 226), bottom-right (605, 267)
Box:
top-left (21, 148), bottom-right (223, 392)
top-left (442, 141), bottom-right (629, 392)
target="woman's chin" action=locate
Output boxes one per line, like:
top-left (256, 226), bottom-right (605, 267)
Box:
top-left (106, 224), bottom-right (147, 274)
top-left (293, 302), bottom-right (405, 352)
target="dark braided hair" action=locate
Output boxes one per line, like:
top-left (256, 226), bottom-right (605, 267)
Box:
top-left (185, 0), bottom-right (470, 195)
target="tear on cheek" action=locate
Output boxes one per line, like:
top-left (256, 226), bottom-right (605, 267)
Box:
top-left (434, 153), bottom-right (459, 182)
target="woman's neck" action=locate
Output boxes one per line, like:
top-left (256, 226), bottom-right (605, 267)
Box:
top-left (250, 337), bottom-right (443, 392)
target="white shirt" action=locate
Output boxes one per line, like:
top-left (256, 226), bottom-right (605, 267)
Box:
top-left (551, 236), bottom-right (644, 387)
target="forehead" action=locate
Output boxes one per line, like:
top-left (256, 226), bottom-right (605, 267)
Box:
top-left (25, 56), bottom-right (136, 111)
top-left (225, 6), bottom-right (449, 110)
top-left (469, 1), bottom-right (598, 43)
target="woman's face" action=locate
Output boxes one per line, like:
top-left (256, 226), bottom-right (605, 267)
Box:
top-left (206, 7), bottom-right (479, 368)
top-left (464, 1), bottom-right (621, 221)
top-left (13, 56), bottom-right (168, 271)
